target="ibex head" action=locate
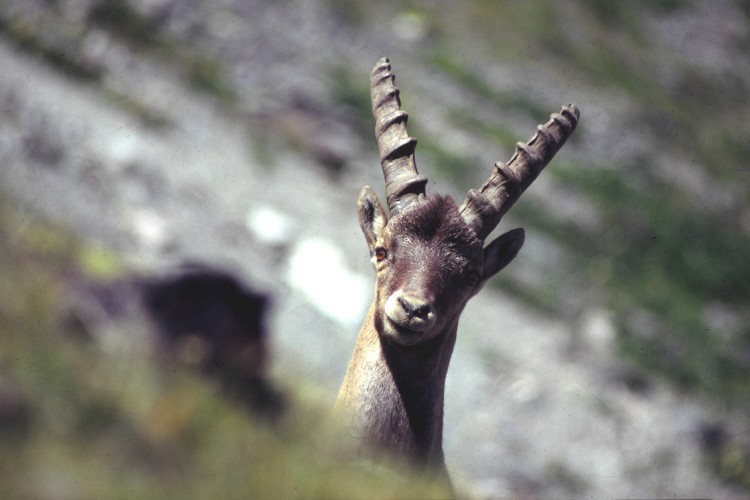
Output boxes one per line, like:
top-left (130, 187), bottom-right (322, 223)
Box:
top-left (360, 58), bottom-right (579, 347)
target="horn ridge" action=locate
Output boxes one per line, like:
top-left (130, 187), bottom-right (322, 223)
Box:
top-left (370, 57), bottom-right (427, 214)
top-left (460, 104), bottom-right (580, 240)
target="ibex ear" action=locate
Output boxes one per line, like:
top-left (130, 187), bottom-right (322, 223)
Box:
top-left (482, 228), bottom-right (525, 281)
top-left (358, 186), bottom-right (387, 252)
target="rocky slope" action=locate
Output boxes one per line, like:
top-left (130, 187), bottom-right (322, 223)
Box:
top-left (1, 0), bottom-right (749, 497)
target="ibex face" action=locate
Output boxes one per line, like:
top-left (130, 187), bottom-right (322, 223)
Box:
top-left (359, 190), bottom-right (523, 347)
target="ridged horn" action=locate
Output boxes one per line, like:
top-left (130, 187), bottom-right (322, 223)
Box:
top-left (370, 57), bottom-right (427, 215)
top-left (459, 104), bottom-right (580, 241)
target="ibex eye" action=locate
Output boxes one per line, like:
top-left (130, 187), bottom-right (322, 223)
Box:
top-left (466, 271), bottom-right (480, 286)
top-left (375, 248), bottom-right (387, 262)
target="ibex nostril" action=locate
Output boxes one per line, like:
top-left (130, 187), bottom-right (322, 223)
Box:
top-left (412, 304), bottom-right (430, 319)
top-left (397, 296), bottom-right (414, 317)
top-left (398, 295), bottom-right (431, 320)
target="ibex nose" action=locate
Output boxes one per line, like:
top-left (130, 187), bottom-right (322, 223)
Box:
top-left (384, 293), bottom-right (436, 332)
top-left (398, 296), bottom-right (431, 321)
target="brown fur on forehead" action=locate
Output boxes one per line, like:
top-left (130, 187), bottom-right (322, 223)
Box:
top-left (388, 194), bottom-right (480, 249)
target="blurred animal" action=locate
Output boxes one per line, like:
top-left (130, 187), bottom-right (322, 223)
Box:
top-left (141, 265), bottom-right (283, 418)
top-left (65, 264), bottom-right (284, 419)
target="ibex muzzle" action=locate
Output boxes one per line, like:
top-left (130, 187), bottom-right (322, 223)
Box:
top-left (336, 57), bottom-right (579, 473)
top-left (387, 293), bottom-right (434, 332)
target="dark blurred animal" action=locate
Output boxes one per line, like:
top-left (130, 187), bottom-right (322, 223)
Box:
top-left (64, 264), bottom-right (283, 419)
top-left (141, 265), bottom-right (283, 418)
top-left (334, 58), bottom-right (579, 474)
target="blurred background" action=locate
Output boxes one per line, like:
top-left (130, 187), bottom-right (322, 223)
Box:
top-left (0, 0), bottom-right (749, 497)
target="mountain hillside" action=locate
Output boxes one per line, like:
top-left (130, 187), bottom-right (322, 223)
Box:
top-left (1, 0), bottom-right (748, 497)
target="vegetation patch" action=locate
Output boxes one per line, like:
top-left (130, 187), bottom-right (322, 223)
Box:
top-left (0, 13), bottom-right (102, 81)
top-left (550, 164), bottom-right (750, 401)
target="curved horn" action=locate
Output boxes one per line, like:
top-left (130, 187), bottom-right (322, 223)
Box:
top-left (370, 58), bottom-right (427, 215)
top-left (459, 104), bottom-right (580, 240)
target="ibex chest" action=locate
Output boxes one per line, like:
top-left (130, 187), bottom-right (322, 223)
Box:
top-left (337, 335), bottom-right (445, 463)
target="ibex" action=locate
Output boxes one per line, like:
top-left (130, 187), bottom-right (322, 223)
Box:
top-left (335, 58), bottom-right (579, 474)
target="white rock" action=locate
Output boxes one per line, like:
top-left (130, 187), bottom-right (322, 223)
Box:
top-left (246, 205), bottom-right (296, 247)
top-left (285, 237), bottom-right (370, 327)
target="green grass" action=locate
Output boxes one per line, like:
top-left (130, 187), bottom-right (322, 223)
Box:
top-left (328, 64), bottom-right (374, 138)
top-left (0, 13), bottom-right (102, 81)
top-left (428, 50), bottom-right (550, 119)
top-left (87, 0), bottom-right (163, 48)
top-left (550, 163), bottom-right (750, 401)
top-left (185, 56), bottom-right (238, 104)
top-left (0, 0), bottom-right (239, 114)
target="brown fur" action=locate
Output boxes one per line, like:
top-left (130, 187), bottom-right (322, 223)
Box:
top-left (336, 58), bottom-right (577, 480)
top-left (335, 194), bottom-right (521, 473)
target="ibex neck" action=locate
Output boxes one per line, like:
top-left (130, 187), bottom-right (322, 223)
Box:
top-left (335, 304), bottom-right (458, 466)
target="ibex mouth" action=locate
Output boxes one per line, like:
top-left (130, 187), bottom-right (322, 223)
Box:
top-left (386, 317), bottom-right (427, 333)
top-left (383, 318), bottom-right (429, 346)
